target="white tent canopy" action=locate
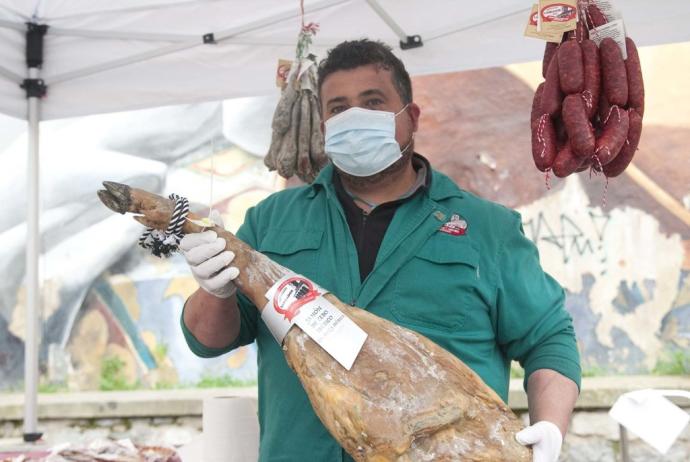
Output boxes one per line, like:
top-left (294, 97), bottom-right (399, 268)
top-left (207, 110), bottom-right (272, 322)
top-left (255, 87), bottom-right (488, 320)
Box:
top-left (1, 0), bottom-right (689, 442)
top-left (1, 0), bottom-right (689, 120)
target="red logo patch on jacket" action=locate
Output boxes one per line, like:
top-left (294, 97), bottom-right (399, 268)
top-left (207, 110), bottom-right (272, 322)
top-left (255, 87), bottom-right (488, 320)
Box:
top-left (439, 214), bottom-right (467, 236)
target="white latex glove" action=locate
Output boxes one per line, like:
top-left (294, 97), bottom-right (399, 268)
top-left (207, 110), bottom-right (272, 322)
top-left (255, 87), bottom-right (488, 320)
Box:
top-left (179, 210), bottom-right (239, 298)
top-left (516, 421), bottom-right (563, 462)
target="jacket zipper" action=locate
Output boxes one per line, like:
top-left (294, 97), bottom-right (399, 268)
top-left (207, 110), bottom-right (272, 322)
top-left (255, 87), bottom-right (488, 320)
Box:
top-left (358, 209), bottom-right (368, 255)
top-left (352, 209), bottom-right (369, 306)
top-left (329, 191), bottom-right (360, 308)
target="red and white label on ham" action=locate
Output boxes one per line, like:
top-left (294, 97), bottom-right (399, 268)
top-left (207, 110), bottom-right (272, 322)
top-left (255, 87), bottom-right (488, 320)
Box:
top-left (439, 214), bottom-right (468, 236)
top-left (271, 276), bottom-right (320, 321)
top-left (262, 274), bottom-right (368, 370)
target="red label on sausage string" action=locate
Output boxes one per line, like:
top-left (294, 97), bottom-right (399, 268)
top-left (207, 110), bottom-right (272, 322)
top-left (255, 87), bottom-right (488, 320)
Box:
top-left (541, 4), bottom-right (577, 22)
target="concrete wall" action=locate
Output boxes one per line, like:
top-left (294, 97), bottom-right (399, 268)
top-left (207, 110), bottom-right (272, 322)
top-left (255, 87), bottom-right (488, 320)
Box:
top-left (2, 378), bottom-right (689, 461)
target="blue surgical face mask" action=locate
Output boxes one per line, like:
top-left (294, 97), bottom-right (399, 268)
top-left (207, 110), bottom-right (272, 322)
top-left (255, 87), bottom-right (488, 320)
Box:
top-left (324, 105), bottom-right (413, 177)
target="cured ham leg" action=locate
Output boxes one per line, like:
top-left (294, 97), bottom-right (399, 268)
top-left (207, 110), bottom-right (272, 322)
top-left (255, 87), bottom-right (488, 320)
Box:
top-left (97, 181), bottom-right (531, 462)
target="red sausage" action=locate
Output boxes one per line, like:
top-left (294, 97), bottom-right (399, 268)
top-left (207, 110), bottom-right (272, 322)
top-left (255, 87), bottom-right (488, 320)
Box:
top-left (576, 157), bottom-right (593, 172)
top-left (586, 4), bottom-right (608, 28)
top-left (625, 37), bottom-right (645, 117)
top-left (600, 38), bottom-right (629, 107)
top-left (543, 42), bottom-right (559, 79)
top-left (562, 21), bottom-right (589, 43)
top-left (598, 93), bottom-right (612, 125)
top-left (541, 56), bottom-right (562, 117)
top-left (603, 109), bottom-right (643, 177)
top-left (594, 106), bottom-right (630, 167)
top-left (565, 15), bottom-right (589, 42)
top-left (575, 17), bottom-right (589, 42)
top-left (531, 83), bottom-right (545, 124)
top-left (554, 116), bottom-right (568, 144)
top-left (581, 39), bottom-right (600, 119)
top-left (558, 40), bottom-right (584, 94)
top-left (552, 142), bottom-right (585, 178)
top-left (532, 114), bottom-right (558, 172)
top-left (562, 94), bottom-right (595, 158)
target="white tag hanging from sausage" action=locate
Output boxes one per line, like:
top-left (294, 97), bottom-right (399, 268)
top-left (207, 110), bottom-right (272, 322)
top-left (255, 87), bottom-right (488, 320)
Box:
top-left (587, 0), bottom-right (627, 58)
top-left (590, 20), bottom-right (627, 59)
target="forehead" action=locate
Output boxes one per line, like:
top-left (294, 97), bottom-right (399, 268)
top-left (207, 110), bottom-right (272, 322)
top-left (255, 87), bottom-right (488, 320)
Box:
top-left (320, 63), bottom-right (399, 101)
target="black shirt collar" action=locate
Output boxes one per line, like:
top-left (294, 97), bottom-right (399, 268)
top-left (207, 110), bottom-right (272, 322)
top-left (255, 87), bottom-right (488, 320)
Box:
top-left (332, 153), bottom-right (432, 211)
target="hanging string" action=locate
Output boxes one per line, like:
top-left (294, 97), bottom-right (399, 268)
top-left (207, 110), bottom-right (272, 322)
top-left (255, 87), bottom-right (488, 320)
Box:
top-left (138, 194), bottom-right (190, 257)
top-left (587, 155), bottom-right (609, 209)
top-left (300, 0), bottom-right (319, 34)
top-left (601, 175), bottom-right (609, 209)
top-left (300, 0), bottom-right (305, 29)
top-left (296, 0), bottom-right (319, 63)
top-left (208, 135), bottom-right (215, 218)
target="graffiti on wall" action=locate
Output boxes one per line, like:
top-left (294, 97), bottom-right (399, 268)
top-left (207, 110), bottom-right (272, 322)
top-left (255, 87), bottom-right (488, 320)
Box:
top-left (523, 209), bottom-right (610, 268)
top-left (519, 176), bottom-right (687, 373)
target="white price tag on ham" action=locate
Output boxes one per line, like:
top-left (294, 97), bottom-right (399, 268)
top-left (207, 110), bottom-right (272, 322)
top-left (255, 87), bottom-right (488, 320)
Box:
top-left (294, 295), bottom-right (367, 370)
top-left (262, 274), bottom-right (367, 370)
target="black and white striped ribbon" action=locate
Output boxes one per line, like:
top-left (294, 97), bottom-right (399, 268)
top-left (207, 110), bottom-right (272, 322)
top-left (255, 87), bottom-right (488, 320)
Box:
top-left (138, 193), bottom-right (189, 258)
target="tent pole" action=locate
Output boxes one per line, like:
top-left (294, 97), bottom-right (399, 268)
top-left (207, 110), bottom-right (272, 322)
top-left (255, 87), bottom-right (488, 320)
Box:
top-left (22, 22), bottom-right (48, 444)
top-left (23, 66), bottom-right (41, 442)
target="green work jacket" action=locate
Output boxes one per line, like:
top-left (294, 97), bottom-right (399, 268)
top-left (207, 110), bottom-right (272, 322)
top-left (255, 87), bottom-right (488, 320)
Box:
top-left (182, 163), bottom-right (581, 462)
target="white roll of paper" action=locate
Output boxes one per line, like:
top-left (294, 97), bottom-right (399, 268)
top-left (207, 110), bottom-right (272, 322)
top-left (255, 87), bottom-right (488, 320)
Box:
top-left (202, 396), bottom-right (260, 462)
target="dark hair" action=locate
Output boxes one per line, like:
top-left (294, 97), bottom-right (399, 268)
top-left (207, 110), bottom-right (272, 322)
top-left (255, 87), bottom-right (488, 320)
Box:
top-left (317, 39), bottom-right (412, 104)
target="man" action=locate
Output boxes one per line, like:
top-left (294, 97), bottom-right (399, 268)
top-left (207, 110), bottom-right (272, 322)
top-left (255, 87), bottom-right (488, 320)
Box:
top-left (180, 39), bottom-right (580, 462)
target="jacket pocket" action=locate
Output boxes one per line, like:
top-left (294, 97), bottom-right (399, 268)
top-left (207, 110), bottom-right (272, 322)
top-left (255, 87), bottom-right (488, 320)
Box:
top-left (391, 237), bottom-right (480, 332)
top-left (258, 229), bottom-right (323, 278)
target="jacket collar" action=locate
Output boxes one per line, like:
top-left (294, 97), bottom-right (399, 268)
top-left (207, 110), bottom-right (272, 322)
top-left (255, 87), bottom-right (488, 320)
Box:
top-left (307, 163), bottom-right (335, 198)
top-left (428, 169), bottom-right (465, 201)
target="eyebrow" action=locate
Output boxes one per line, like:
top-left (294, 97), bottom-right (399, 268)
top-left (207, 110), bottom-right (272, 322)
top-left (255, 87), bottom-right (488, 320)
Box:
top-left (325, 88), bottom-right (387, 108)
top-left (358, 88), bottom-right (386, 99)
top-left (325, 96), bottom-right (348, 107)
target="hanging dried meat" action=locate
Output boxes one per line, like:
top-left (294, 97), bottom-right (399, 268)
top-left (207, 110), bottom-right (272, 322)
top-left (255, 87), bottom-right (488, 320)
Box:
top-left (265, 23), bottom-right (328, 183)
top-left (530, 0), bottom-right (644, 179)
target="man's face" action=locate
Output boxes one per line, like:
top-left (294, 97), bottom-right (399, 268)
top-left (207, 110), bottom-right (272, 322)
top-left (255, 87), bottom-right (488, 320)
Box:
top-left (320, 64), bottom-right (420, 152)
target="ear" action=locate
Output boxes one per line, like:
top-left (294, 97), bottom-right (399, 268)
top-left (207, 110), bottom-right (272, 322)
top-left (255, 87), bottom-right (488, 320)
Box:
top-left (407, 102), bottom-right (421, 132)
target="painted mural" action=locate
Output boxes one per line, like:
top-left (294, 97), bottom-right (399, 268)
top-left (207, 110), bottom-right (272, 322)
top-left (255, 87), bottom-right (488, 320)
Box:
top-left (519, 177), bottom-right (686, 373)
top-left (0, 103), bottom-right (281, 390)
top-left (60, 147), bottom-right (283, 390)
top-left (0, 41), bottom-right (688, 392)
